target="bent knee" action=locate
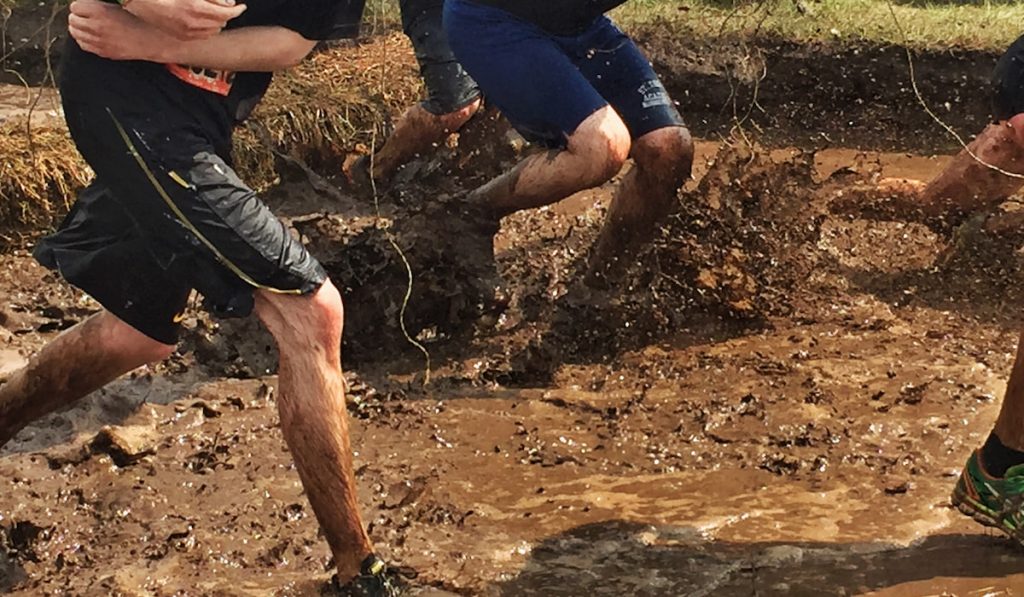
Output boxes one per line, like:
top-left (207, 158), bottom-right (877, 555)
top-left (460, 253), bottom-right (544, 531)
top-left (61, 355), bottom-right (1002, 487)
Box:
top-left (296, 281), bottom-right (345, 347)
top-left (256, 281), bottom-right (344, 349)
top-left (635, 126), bottom-right (695, 177)
top-left (570, 107), bottom-right (632, 186)
top-left (309, 280), bottom-right (345, 333)
top-left (1007, 113), bottom-right (1024, 146)
top-left (101, 312), bottom-right (176, 363)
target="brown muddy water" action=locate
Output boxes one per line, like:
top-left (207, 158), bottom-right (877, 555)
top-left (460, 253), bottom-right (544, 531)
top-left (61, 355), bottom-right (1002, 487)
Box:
top-left (2, 136), bottom-right (1024, 597)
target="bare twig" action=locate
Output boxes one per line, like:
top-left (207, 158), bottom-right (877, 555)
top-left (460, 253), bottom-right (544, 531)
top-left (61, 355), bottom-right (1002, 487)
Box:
top-left (366, 27), bottom-right (432, 386)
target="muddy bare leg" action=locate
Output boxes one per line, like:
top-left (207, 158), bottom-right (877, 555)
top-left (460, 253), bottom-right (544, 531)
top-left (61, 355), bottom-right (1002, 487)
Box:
top-left (918, 116), bottom-right (1024, 216)
top-left (469, 106), bottom-right (631, 217)
top-left (0, 311), bottom-right (175, 446)
top-left (835, 116), bottom-right (1024, 226)
top-left (587, 126), bottom-right (694, 280)
top-left (254, 281), bottom-right (372, 583)
top-left (368, 99), bottom-right (482, 183)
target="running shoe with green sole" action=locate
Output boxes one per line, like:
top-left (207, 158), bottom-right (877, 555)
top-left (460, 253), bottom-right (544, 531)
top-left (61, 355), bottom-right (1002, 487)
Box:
top-left (951, 450), bottom-right (1024, 544)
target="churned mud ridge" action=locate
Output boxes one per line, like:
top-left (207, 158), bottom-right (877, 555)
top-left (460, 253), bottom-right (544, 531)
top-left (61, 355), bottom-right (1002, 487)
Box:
top-left (635, 30), bottom-right (999, 153)
top-left (266, 143), bottom-right (840, 378)
top-left (207, 140), bottom-right (1023, 385)
top-left (297, 197), bottom-right (502, 359)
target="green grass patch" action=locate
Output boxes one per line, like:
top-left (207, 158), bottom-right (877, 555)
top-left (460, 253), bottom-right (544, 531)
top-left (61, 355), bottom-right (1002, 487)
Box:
top-left (360, 0), bottom-right (1021, 51)
top-left (612, 0), bottom-right (1022, 51)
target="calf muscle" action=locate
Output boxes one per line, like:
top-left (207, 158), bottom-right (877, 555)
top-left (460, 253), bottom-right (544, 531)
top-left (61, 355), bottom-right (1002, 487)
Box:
top-left (0, 311), bottom-right (172, 446)
top-left (255, 286), bottom-right (372, 583)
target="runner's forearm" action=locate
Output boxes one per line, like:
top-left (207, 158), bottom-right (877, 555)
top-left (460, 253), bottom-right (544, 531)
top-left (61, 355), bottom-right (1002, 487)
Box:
top-left (123, 0), bottom-right (246, 41)
top-left (155, 26), bottom-right (316, 71)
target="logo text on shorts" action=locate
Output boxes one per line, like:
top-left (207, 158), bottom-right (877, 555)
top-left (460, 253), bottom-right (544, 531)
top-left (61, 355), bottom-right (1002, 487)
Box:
top-left (638, 80), bottom-right (671, 109)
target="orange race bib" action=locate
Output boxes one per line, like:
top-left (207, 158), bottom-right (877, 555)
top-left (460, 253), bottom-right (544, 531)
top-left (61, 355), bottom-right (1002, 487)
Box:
top-left (166, 63), bottom-right (235, 96)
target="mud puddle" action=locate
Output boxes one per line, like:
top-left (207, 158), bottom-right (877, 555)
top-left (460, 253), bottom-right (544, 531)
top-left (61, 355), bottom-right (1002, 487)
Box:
top-left (3, 140), bottom-right (1024, 596)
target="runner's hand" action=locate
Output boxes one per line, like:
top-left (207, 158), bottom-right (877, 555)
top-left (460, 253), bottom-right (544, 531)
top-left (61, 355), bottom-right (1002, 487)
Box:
top-left (69, 0), bottom-right (174, 62)
top-left (122, 0), bottom-right (245, 40)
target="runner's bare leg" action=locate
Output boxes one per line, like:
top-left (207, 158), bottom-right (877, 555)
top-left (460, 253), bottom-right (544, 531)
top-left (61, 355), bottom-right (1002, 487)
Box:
top-left (834, 116), bottom-right (1024, 225)
top-left (369, 99), bottom-right (481, 183)
top-left (468, 106), bottom-right (631, 217)
top-left (254, 281), bottom-right (373, 583)
top-left (918, 116), bottom-right (1024, 216)
top-left (0, 311), bottom-right (174, 446)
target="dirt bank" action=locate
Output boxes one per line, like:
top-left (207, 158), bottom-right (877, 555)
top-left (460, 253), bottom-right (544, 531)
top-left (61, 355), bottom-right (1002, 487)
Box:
top-left (637, 31), bottom-right (999, 153)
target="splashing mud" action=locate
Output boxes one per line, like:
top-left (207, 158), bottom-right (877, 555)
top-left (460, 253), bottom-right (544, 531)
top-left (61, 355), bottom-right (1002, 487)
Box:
top-left (3, 128), bottom-right (1024, 596)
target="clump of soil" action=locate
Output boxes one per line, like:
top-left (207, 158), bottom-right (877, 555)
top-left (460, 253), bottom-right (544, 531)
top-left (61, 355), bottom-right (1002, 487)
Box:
top-left (298, 198), bottom-right (502, 359)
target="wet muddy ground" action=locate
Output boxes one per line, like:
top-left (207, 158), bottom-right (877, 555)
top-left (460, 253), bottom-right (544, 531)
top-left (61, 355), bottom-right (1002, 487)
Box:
top-left (2, 133), bottom-right (1024, 597)
top-left (2, 18), bottom-right (1024, 594)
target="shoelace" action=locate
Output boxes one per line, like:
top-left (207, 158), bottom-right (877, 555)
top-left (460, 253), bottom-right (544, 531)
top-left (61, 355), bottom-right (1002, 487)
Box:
top-left (984, 480), bottom-right (1024, 542)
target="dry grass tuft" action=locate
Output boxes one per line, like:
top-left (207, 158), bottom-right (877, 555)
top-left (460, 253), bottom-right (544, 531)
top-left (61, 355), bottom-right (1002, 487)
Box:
top-left (0, 116), bottom-right (88, 234)
top-left (0, 33), bottom-right (426, 234)
top-left (235, 33), bottom-right (423, 188)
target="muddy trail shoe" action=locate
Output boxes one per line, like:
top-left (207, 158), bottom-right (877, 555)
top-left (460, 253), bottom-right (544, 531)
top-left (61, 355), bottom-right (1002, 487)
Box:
top-left (952, 450), bottom-right (1024, 545)
top-left (327, 555), bottom-right (407, 596)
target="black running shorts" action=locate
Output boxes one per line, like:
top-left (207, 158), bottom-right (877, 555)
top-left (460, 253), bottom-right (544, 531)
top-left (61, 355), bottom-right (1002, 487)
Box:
top-left (993, 34), bottom-right (1024, 121)
top-left (34, 100), bottom-right (327, 344)
top-left (401, 0), bottom-right (481, 115)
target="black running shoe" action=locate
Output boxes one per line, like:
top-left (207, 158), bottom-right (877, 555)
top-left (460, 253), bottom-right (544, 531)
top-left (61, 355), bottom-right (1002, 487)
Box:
top-left (331, 554), bottom-right (406, 597)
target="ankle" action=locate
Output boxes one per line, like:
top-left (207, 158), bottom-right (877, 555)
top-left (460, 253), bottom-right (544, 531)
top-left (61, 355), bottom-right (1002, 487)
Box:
top-left (981, 432), bottom-right (1024, 477)
top-left (334, 547), bottom-right (375, 585)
